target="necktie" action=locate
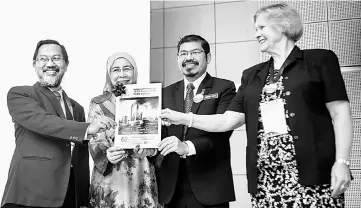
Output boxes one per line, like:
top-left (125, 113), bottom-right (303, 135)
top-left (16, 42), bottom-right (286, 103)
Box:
top-left (53, 91), bottom-right (73, 120)
top-left (63, 95), bottom-right (74, 120)
top-left (53, 91), bottom-right (62, 101)
top-left (183, 83), bottom-right (194, 140)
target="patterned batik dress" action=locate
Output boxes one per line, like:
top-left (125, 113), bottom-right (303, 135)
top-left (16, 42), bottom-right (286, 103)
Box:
top-left (251, 70), bottom-right (344, 208)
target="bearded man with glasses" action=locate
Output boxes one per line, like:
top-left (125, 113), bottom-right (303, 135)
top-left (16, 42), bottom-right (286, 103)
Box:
top-left (154, 34), bottom-right (236, 208)
top-left (1, 39), bottom-right (115, 208)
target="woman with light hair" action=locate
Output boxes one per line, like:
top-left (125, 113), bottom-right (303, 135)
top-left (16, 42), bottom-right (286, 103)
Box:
top-left (88, 52), bottom-right (160, 208)
top-left (160, 3), bottom-right (352, 207)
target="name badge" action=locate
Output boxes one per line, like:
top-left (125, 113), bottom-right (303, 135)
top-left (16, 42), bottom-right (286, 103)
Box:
top-left (260, 99), bottom-right (288, 136)
top-left (203, 93), bottom-right (218, 100)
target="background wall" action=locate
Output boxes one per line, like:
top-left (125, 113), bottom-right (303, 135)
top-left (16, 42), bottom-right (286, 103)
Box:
top-left (0, 0), bottom-right (150, 196)
top-left (150, 1), bottom-right (361, 207)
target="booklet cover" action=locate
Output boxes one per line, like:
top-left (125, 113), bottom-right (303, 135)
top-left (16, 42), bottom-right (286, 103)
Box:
top-left (114, 83), bottom-right (161, 149)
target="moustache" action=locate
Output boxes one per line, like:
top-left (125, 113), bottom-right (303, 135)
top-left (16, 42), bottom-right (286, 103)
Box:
top-left (43, 66), bottom-right (60, 72)
top-left (182, 60), bottom-right (199, 67)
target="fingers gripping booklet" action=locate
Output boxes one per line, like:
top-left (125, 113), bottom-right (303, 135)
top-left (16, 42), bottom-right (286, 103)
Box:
top-left (114, 83), bottom-right (162, 149)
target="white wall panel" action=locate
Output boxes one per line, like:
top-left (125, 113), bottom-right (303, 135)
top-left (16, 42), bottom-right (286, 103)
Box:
top-left (328, 1), bottom-right (361, 20)
top-left (164, 1), bottom-right (213, 8)
top-left (329, 19), bottom-right (361, 66)
top-left (151, 10), bottom-right (164, 48)
top-left (217, 41), bottom-right (260, 82)
top-left (230, 130), bottom-right (247, 175)
top-left (215, 1), bottom-right (258, 43)
top-left (164, 4), bottom-right (215, 47)
top-left (150, 48), bottom-right (164, 84)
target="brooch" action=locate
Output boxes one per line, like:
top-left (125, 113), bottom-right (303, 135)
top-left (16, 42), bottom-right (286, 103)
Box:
top-left (112, 82), bottom-right (127, 97)
top-left (193, 89), bottom-right (205, 103)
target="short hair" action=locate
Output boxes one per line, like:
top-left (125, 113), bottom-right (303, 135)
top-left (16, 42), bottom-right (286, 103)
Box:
top-left (253, 3), bottom-right (303, 42)
top-left (177, 34), bottom-right (210, 55)
top-left (33, 39), bottom-right (69, 65)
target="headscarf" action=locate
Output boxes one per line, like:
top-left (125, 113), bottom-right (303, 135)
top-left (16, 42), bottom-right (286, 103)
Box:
top-left (103, 52), bottom-right (138, 93)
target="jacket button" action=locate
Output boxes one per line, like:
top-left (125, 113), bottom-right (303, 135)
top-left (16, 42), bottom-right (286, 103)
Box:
top-left (285, 91), bottom-right (291, 96)
top-left (284, 76), bottom-right (289, 80)
top-left (294, 136), bottom-right (299, 140)
top-left (290, 113), bottom-right (295, 117)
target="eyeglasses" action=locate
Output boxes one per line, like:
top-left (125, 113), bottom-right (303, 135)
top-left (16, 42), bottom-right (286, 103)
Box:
top-left (178, 49), bottom-right (205, 58)
top-left (36, 55), bottom-right (64, 64)
top-left (110, 66), bottom-right (134, 73)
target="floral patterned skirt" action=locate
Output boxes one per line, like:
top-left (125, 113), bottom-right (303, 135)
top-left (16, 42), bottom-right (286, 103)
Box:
top-left (251, 132), bottom-right (344, 208)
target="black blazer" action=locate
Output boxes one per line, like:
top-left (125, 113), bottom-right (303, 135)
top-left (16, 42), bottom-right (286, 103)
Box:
top-left (158, 73), bottom-right (236, 205)
top-left (228, 46), bottom-right (349, 193)
top-left (2, 82), bottom-right (90, 207)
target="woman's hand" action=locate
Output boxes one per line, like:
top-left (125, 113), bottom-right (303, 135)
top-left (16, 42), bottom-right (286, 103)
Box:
top-left (160, 108), bottom-right (188, 126)
top-left (331, 162), bottom-right (352, 198)
top-left (106, 127), bottom-right (115, 144)
top-left (133, 145), bottom-right (157, 158)
top-left (106, 146), bottom-right (125, 164)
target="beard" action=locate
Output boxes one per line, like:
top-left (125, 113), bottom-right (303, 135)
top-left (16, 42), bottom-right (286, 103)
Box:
top-left (182, 59), bottom-right (199, 77)
top-left (183, 70), bottom-right (197, 77)
top-left (37, 67), bottom-right (65, 88)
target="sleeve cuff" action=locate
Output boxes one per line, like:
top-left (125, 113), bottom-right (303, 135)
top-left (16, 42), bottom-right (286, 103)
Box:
top-left (185, 140), bottom-right (196, 156)
top-left (84, 126), bottom-right (91, 141)
top-left (151, 149), bottom-right (158, 157)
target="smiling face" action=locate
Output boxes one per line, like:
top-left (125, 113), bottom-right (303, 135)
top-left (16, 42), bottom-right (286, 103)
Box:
top-left (109, 58), bottom-right (135, 85)
top-left (33, 44), bottom-right (67, 89)
top-left (254, 12), bottom-right (285, 53)
top-left (176, 41), bottom-right (210, 82)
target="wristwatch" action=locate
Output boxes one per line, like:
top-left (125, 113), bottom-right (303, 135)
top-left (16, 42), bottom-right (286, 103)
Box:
top-left (336, 158), bottom-right (350, 166)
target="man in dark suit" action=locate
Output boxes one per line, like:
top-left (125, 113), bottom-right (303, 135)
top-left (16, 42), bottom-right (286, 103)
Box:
top-left (1, 39), bottom-right (114, 208)
top-left (157, 35), bottom-right (236, 208)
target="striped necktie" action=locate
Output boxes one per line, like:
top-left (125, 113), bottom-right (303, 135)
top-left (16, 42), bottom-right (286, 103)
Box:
top-left (183, 83), bottom-right (194, 140)
top-left (53, 91), bottom-right (73, 120)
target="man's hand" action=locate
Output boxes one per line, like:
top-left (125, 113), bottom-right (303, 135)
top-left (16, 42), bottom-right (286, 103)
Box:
top-left (160, 108), bottom-right (188, 126)
top-left (106, 146), bottom-right (125, 164)
top-left (331, 162), bottom-right (352, 198)
top-left (87, 116), bottom-right (116, 136)
top-left (158, 136), bottom-right (189, 156)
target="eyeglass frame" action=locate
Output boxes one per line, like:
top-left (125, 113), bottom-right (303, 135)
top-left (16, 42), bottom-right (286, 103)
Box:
top-left (35, 55), bottom-right (65, 64)
top-left (177, 49), bottom-right (205, 58)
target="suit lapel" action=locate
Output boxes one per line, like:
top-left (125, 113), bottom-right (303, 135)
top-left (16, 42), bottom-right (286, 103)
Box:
top-left (34, 82), bottom-right (66, 118)
top-left (257, 61), bottom-right (270, 88)
top-left (191, 73), bottom-right (213, 114)
top-left (173, 80), bottom-right (185, 138)
top-left (175, 80), bottom-right (185, 113)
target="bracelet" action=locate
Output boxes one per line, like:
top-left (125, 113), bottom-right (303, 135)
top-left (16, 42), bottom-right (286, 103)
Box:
top-left (188, 112), bottom-right (194, 128)
top-left (336, 158), bottom-right (350, 166)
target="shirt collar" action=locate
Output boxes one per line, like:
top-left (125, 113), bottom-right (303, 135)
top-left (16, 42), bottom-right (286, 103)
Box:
top-left (183, 72), bottom-right (207, 91)
top-left (48, 87), bottom-right (63, 97)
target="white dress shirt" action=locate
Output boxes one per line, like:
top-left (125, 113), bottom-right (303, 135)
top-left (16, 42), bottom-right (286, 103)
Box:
top-left (182, 72), bottom-right (207, 156)
top-left (51, 88), bottom-right (75, 155)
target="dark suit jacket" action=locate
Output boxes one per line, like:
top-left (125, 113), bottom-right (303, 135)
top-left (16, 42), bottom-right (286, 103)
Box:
top-left (227, 46), bottom-right (349, 193)
top-left (2, 82), bottom-right (90, 207)
top-left (158, 73), bottom-right (236, 205)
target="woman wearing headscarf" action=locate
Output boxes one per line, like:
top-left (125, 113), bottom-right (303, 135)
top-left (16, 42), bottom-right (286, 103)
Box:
top-left (160, 3), bottom-right (353, 207)
top-left (88, 52), bottom-right (159, 208)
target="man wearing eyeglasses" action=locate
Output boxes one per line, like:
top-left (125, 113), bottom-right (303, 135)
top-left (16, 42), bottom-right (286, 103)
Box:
top-left (1, 39), bottom-right (115, 208)
top-left (155, 34), bottom-right (236, 208)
